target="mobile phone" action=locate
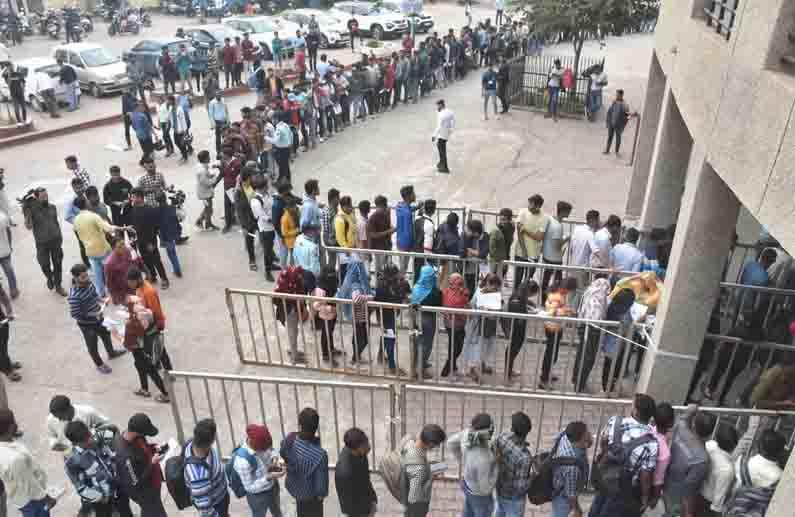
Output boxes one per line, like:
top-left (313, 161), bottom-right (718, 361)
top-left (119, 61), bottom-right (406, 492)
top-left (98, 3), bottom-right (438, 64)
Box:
top-left (158, 443), bottom-right (170, 454)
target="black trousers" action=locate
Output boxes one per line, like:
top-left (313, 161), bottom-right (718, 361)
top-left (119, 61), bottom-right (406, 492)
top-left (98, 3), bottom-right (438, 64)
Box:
top-left (308, 47), bottom-right (318, 71)
top-left (130, 490), bottom-right (168, 517)
top-left (76, 230), bottom-right (90, 268)
top-left (244, 225), bottom-right (256, 264)
top-left (573, 324), bottom-right (600, 392)
top-left (174, 132), bottom-right (189, 159)
top-left (0, 323), bottom-right (12, 373)
top-left (441, 327), bottom-right (465, 376)
top-left (606, 127), bottom-right (623, 153)
top-left (138, 138), bottom-right (155, 165)
top-left (139, 241), bottom-right (168, 282)
top-left (159, 122), bottom-right (173, 153)
top-left (133, 331), bottom-right (172, 395)
top-left (35, 238), bottom-right (64, 287)
top-left (316, 316), bottom-right (336, 358)
top-left (214, 125), bottom-right (225, 155)
top-left (352, 321), bottom-right (369, 362)
top-left (79, 322), bottom-right (116, 367)
top-left (506, 320), bottom-right (527, 374)
top-left (541, 260), bottom-right (563, 301)
top-left (91, 492), bottom-right (133, 517)
top-left (274, 147), bottom-right (291, 184)
top-left (12, 95), bottom-right (28, 122)
top-left (497, 83), bottom-right (509, 112)
top-left (223, 193), bottom-right (236, 230)
top-left (437, 138), bottom-right (448, 169)
top-left (259, 230), bottom-right (276, 273)
top-left (123, 113), bottom-right (133, 147)
top-left (296, 497), bottom-right (323, 517)
top-left (708, 340), bottom-right (758, 405)
top-left (513, 256), bottom-right (536, 286)
top-left (602, 343), bottom-right (628, 393)
top-left (541, 329), bottom-right (561, 383)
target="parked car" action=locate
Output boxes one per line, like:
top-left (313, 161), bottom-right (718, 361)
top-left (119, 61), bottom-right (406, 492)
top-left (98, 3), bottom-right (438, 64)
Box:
top-left (52, 42), bottom-right (132, 97)
top-left (222, 15), bottom-right (297, 60)
top-left (0, 57), bottom-right (73, 110)
top-left (280, 9), bottom-right (349, 48)
top-left (182, 24), bottom-right (243, 51)
top-left (330, 1), bottom-right (407, 40)
top-left (124, 37), bottom-right (194, 77)
top-left (380, 1), bottom-right (433, 33)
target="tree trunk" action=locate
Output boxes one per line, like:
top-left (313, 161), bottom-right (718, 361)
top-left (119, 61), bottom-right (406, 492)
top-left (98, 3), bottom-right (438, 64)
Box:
top-left (573, 32), bottom-right (584, 94)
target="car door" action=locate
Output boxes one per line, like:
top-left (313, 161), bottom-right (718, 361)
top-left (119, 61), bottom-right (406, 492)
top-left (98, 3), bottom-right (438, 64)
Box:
top-left (68, 51), bottom-right (87, 86)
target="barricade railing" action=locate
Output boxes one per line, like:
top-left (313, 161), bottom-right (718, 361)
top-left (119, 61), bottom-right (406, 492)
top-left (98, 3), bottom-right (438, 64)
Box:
top-left (387, 206), bottom-right (467, 232)
top-left (165, 371), bottom-right (396, 469)
top-left (165, 372), bottom-right (795, 484)
top-left (225, 288), bottom-right (650, 397)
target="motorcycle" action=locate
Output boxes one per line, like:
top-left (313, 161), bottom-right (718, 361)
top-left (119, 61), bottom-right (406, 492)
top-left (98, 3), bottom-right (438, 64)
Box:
top-left (46, 19), bottom-right (60, 39)
top-left (19, 13), bottom-right (33, 36)
top-left (80, 15), bottom-right (93, 33)
top-left (141, 11), bottom-right (152, 27)
top-left (108, 13), bottom-right (139, 35)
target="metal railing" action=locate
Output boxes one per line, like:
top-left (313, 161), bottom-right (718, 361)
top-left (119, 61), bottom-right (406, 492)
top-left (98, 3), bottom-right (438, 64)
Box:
top-left (225, 288), bottom-right (649, 397)
top-left (165, 371), bottom-right (396, 468)
top-left (165, 371), bottom-right (795, 483)
top-left (705, 0), bottom-right (738, 41)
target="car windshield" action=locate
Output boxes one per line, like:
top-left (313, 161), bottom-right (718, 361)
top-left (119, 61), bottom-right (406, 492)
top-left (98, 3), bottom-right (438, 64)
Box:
top-left (37, 64), bottom-right (61, 75)
top-left (247, 19), bottom-right (275, 32)
top-left (80, 47), bottom-right (120, 67)
top-left (209, 29), bottom-right (230, 41)
top-left (310, 13), bottom-right (341, 24)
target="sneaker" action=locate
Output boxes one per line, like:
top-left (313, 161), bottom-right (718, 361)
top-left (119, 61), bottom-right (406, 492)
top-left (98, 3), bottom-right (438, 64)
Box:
top-left (55, 286), bottom-right (67, 297)
top-left (46, 277), bottom-right (54, 291)
top-left (265, 271), bottom-right (275, 282)
top-left (175, 271), bottom-right (183, 278)
top-left (161, 279), bottom-right (170, 290)
top-left (108, 349), bottom-right (127, 359)
top-left (9, 288), bottom-right (19, 299)
top-left (97, 363), bottom-right (112, 374)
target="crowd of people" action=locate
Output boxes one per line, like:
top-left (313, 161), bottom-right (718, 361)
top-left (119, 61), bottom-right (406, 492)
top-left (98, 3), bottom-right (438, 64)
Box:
top-left (0, 390), bottom-right (787, 517)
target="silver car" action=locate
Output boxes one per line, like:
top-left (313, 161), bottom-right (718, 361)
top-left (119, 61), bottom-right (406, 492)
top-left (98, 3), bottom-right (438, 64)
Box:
top-left (51, 43), bottom-right (132, 97)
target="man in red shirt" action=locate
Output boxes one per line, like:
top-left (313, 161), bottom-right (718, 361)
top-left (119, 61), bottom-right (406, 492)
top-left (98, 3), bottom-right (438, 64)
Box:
top-left (233, 36), bottom-right (245, 87)
top-left (241, 32), bottom-right (256, 74)
top-left (215, 145), bottom-right (241, 233)
top-left (221, 37), bottom-right (236, 89)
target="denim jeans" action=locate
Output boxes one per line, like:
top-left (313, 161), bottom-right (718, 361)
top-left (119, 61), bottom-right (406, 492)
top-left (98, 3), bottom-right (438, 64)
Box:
top-left (463, 492), bottom-right (494, 517)
top-left (495, 495), bottom-right (525, 517)
top-left (163, 240), bottom-right (182, 276)
top-left (383, 334), bottom-right (396, 369)
top-left (88, 252), bottom-right (110, 297)
top-left (276, 234), bottom-right (289, 266)
top-left (548, 86), bottom-right (560, 117)
top-left (0, 255), bottom-right (17, 292)
top-left (246, 482), bottom-right (282, 516)
top-left (20, 498), bottom-right (51, 517)
top-left (417, 312), bottom-right (436, 372)
top-left (588, 89), bottom-right (603, 113)
top-left (552, 495), bottom-right (571, 517)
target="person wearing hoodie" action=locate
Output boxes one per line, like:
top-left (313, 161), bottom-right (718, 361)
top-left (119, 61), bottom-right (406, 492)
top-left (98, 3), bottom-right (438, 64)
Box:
top-left (280, 407), bottom-right (329, 517)
top-left (184, 418), bottom-right (229, 517)
top-left (335, 427), bottom-right (377, 517)
top-left (447, 413), bottom-right (498, 517)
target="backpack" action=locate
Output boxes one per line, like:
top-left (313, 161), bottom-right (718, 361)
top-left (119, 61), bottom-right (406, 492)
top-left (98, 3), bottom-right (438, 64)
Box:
top-left (562, 67), bottom-right (574, 90)
top-left (225, 447), bottom-right (258, 498)
top-left (413, 215), bottom-right (435, 253)
top-left (527, 436), bottom-right (577, 505)
top-left (378, 447), bottom-right (403, 502)
top-left (591, 417), bottom-right (655, 497)
top-left (725, 453), bottom-right (777, 517)
top-left (164, 442), bottom-right (208, 510)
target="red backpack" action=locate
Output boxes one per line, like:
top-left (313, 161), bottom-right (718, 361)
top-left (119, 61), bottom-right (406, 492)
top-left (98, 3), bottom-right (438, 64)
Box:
top-left (562, 67), bottom-right (574, 90)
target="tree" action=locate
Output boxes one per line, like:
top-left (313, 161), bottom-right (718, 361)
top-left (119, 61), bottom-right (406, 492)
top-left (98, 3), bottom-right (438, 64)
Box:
top-left (518, 0), bottom-right (633, 79)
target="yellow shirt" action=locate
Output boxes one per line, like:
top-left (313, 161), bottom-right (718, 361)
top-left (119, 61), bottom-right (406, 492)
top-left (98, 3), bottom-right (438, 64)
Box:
top-left (517, 209), bottom-right (547, 259)
top-left (281, 210), bottom-right (299, 249)
top-left (74, 210), bottom-right (114, 258)
top-left (334, 211), bottom-right (356, 249)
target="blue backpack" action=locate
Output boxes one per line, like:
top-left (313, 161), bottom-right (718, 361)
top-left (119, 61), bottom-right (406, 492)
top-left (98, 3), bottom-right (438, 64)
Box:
top-left (225, 447), bottom-right (258, 498)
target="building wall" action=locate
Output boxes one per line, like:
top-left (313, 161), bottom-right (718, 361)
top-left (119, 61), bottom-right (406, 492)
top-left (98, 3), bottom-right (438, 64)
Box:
top-left (653, 0), bottom-right (795, 253)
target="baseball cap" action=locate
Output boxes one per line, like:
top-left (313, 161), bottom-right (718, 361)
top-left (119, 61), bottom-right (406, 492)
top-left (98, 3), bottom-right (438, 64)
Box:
top-left (128, 413), bottom-right (159, 437)
top-left (246, 424), bottom-right (272, 450)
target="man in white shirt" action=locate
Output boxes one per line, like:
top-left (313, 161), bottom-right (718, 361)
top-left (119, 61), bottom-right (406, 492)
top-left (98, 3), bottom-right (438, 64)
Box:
top-left (30, 69), bottom-right (60, 118)
top-left (610, 227), bottom-right (644, 273)
top-left (432, 99), bottom-right (455, 173)
top-left (0, 409), bottom-right (57, 515)
top-left (250, 175), bottom-right (276, 282)
top-left (515, 194), bottom-right (547, 285)
top-left (541, 200), bottom-right (572, 295)
top-left (736, 429), bottom-right (784, 489)
top-left (589, 214), bottom-right (621, 269)
top-left (47, 394), bottom-right (109, 452)
top-left (587, 64), bottom-right (608, 120)
top-left (701, 425), bottom-right (738, 514)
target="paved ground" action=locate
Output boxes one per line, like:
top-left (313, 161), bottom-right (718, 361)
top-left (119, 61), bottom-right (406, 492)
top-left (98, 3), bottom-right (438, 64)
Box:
top-left (0, 5), bottom-right (653, 514)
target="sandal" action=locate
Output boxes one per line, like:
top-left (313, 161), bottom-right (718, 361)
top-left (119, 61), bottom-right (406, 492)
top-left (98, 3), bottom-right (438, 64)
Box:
top-left (134, 389), bottom-right (151, 398)
top-left (155, 394), bottom-right (170, 403)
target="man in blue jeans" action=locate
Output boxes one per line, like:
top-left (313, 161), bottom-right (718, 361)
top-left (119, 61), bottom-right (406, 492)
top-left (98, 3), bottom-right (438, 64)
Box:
top-left (0, 409), bottom-right (58, 517)
top-left (493, 412), bottom-right (533, 516)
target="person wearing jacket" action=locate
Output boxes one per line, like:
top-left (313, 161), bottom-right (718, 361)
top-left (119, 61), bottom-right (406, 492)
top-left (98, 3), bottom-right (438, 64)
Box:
top-left (280, 407), bottom-right (329, 517)
top-left (216, 146), bottom-right (241, 233)
top-left (265, 112), bottom-right (293, 184)
top-left (235, 166), bottom-right (260, 271)
top-left (604, 89), bottom-right (633, 156)
top-left (185, 419), bottom-right (230, 517)
top-left (47, 395), bottom-right (109, 453)
top-left (156, 192), bottom-right (182, 278)
top-left (410, 265), bottom-right (443, 379)
top-left (23, 187), bottom-right (67, 296)
top-left (335, 427), bottom-right (377, 517)
top-left (400, 424), bottom-right (446, 517)
top-left (488, 208), bottom-right (514, 281)
top-left (461, 218), bottom-right (489, 297)
top-left (448, 413), bottom-right (498, 517)
top-left (114, 413), bottom-right (167, 517)
top-left (195, 150), bottom-right (220, 230)
top-left (166, 95), bottom-right (190, 162)
top-left (65, 420), bottom-right (133, 517)
top-left (395, 52), bottom-right (409, 106)
top-left (234, 423), bottom-right (284, 516)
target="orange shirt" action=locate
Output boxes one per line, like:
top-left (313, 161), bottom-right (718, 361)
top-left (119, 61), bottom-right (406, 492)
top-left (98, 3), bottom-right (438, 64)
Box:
top-left (137, 281), bottom-right (166, 331)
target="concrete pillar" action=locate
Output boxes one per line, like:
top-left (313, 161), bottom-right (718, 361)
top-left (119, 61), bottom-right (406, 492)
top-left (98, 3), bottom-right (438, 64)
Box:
top-left (637, 89), bottom-right (693, 232)
top-left (768, 446), bottom-right (795, 517)
top-left (625, 52), bottom-right (667, 219)
top-left (637, 154), bottom-right (740, 404)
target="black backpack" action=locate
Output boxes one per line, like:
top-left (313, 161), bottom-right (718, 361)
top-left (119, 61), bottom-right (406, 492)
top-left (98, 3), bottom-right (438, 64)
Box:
top-left (725, 451), bottom-right (777, 517)
top-left (592, 417), bottom-right (654, 497)
top-left (413, 216), bottom-right (435, 253)
top-left (164, 442), bottom-right (209, 510)
top-left (527, 436), bottom-right (577, 505)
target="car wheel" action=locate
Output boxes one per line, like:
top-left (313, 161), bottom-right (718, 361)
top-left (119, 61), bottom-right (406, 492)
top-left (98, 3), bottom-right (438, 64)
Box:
top-left (371, 24), bottom-right (383, 41)
top-left (29, 95), bottom-right (43, 112)
top-left (319, 34), bottom-right (329, 49)
top-left (90, 83), bottom-right (103, 97)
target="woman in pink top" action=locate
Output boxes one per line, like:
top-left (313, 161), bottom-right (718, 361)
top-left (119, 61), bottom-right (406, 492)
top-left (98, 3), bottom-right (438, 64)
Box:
top-left (312, 266), bottom-right (340, 364)
top-left (651, 403), bottom-right (675, 504)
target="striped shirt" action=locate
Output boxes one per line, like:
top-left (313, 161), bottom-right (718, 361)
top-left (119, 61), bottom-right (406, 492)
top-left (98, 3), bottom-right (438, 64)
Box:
top-left (233, 444), bottom-right (277, 494)
top-left (279, 434), bottom-right (329, 501)
top-left (68, 283), bottom-right (103, 326)
top-left (183, 442), bottom-right (229, 517)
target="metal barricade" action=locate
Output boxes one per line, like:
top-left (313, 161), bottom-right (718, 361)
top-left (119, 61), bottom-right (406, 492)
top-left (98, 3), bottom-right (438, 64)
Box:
top-left (225, 288), bottom-right (648, 397)
top-left (165, 371), bottom-right (396, 468)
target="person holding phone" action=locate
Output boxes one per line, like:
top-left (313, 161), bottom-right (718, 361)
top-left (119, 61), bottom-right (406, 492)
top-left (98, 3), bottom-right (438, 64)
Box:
top-left (234, 423), bottom-right (284, 516)
top-left (115, 413), bottom-right (168, 517)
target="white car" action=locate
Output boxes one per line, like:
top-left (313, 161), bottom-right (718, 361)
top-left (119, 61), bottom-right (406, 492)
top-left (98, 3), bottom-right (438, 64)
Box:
top-left (4, 58), bottom-right (74, 111)
top-left (222, 16), bottom-right (298, 61)
top-left (330, 1), bottom-right (408, 40)
top-left (281, 9), bottom-right (350, 48)
top-left (52, 43), bottom-right (131, 97)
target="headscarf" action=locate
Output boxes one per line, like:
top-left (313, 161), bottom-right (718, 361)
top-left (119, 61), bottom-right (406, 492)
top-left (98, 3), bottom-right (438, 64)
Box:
top-left (410, 265), bottom-right (438, 305)
top-left (104, 246), bottom-right (134, 304)
top-left (275, 265), bottom-right (306, 294)
top-left (605, 288), bottom-right (636, 321)
top-left (337, 260), bottom-right (371, 319)
top-left (578, 278), bottom-right (611, 321)
top-left (443, 273), bottom-right (469, 309)
top-left (246, 424), bottom-right (273, 451)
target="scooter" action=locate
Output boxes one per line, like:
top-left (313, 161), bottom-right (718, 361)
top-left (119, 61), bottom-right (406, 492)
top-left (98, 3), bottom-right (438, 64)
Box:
top-left (46, 19), bottom-right (60, 39)
top-left (80, 15), bottom-right (93, 33)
